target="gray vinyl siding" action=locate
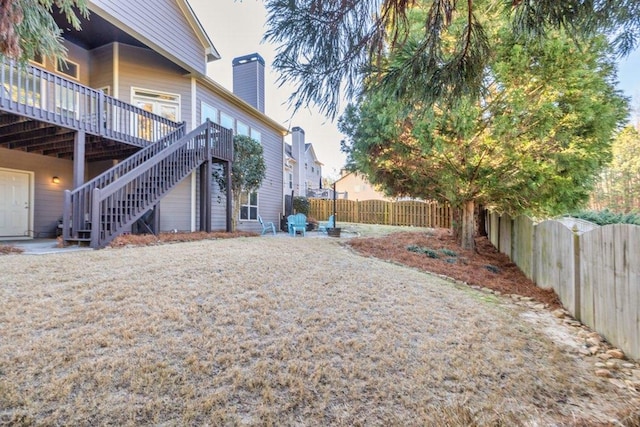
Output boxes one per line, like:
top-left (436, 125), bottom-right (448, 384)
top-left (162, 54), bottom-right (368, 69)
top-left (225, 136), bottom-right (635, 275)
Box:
top-left (117, 44), bottom-right (191, 127)
top-left (90, 0), bottom-right (207, 74)
top-left (34, 41), bottom-right (91, 86)
top-left (89, 44), bottom-right (114, 91)
top-left (196, 83), bottom-right (284, 234)
top-left (160, 176), bottom-right (192, 232)
top-left (0, 148), bottom-right (73, 238)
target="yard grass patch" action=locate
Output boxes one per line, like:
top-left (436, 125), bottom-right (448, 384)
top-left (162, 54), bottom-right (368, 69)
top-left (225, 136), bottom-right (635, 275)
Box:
top-left (0, 236), bottom-right (637, 425)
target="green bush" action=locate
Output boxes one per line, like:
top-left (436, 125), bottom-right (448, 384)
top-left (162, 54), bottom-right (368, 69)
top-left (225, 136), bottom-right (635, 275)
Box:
top-left (568, 209), bottom-right (640, 226)
top-left (407, 245), bottom-right (440, 259)
top-left (293, 197), bottom-right (310, 215)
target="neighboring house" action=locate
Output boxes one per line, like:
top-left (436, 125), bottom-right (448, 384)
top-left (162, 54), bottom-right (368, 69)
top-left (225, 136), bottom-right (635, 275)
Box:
top-left (0, 1), bottom-right (287, 247)
top-left (334, 171), bottom-right (394, 201)
top-left (284, 127), bottom-right (323, 197)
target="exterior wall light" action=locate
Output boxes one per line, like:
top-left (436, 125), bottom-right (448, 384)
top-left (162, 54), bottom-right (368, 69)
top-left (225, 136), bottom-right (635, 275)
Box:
top-left (52, 176), bottom-right (61, 184)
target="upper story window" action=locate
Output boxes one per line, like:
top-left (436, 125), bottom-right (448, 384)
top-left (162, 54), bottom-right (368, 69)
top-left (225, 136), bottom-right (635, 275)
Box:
top-left (236, 121), bottom-right (249, 136)
top-left (30, 53), bottom-right (44, 66)
top-left (56, 59), bottom-right (79, 80)
top-left (201, 102), bottom-right (219, 124)
top-left (220, 112), bottom-right (233, 131)
top-left (251, 129), bottom-right (261, 144)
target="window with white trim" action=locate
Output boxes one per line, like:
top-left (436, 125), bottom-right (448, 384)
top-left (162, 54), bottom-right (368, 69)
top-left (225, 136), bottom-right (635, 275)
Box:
top-left (201, 102), bottom-right (218, 124)
top-left (239, 191), bottom-right (258, 221)
top-left (56, 59), bottom-right (79, 80)
top-left (250, 128), bottom-right (261, 144)
top-left (236, 121), bottom-right (249, 136)
top-left (220, 112), bottom-right (233, 131)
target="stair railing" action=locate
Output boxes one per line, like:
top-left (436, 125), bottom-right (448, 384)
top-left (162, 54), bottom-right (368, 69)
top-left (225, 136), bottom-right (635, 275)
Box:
top-left (88, 120), bottom-right (232, 248)
top-left (62, 123), bottom-right (186, 240)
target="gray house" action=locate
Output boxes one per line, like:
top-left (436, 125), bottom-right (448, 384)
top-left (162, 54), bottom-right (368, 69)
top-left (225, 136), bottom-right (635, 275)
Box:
top-left (0, 0), bottom-right (287, 247)
top-left (284, 127), bottom-right (324, 198)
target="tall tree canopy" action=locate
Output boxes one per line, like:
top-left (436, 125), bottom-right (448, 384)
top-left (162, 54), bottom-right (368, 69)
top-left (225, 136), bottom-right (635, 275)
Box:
top-left (340, 22), bottom-right (628, 249)
top-left (264, 0), bottom-right (640, 117)
top-left (0, 0), bottom-right (88, 63)
top-left (590, 125), bottom-right (640, 212)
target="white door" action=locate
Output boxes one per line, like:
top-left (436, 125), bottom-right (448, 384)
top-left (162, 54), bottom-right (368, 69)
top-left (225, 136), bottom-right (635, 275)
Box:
top-left (0, 169), bottom-right (31, 237)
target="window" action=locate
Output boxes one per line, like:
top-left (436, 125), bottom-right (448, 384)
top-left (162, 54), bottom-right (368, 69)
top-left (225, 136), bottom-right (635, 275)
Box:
top-left (240, 191), bottom-right (258, 220)
top-left (236, 121), bottom-right (249, 136)
top-left (220, 112), bottom-right (233, 131)
top-left (56, 59), bottom-right (79, 80)
top-left (251, 128), bottom-right (261, 144)
top-left (201, 102), bottom-right (218, 124)
top-left (288, 173), bottom-right (293, 189)
top-left (30, 53), bottom-right (44, 66)
top-left (311, 166), bottom-right (315, 173)
top-left (131, 88), bottom-right (180, 140)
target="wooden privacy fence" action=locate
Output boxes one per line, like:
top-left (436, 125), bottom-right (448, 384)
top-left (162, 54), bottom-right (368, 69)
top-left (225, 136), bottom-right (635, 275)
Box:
top-left (487, 212), bottom-right (640, 360)
top-left (309, 199), bottom-right (452, 229)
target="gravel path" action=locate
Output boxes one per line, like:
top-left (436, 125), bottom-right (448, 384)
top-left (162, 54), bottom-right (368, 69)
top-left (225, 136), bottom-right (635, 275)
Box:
top-left (0, 237), bottom-right (637, 425)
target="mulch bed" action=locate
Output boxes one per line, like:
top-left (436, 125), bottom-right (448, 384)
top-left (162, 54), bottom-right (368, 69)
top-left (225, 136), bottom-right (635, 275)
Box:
top-left (348, 229), bottom-right (562, 309)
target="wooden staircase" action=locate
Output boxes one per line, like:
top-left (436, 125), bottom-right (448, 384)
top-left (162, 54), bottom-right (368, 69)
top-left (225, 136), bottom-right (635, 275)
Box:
top-left (62, 121), bottom-right (233, 248)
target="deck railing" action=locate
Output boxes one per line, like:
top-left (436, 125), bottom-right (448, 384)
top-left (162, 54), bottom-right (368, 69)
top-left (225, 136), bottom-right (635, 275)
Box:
top-left (1, 58), bottom-right (182, 146)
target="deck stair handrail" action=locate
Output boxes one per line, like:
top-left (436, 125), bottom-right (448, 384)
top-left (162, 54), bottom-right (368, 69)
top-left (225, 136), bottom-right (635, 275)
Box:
top-left (62, 123), bottom-right (186, 239)
top-left (1, 58), bottom-right (182, 146)
top-left (64, 120), bottom-right (232, 248)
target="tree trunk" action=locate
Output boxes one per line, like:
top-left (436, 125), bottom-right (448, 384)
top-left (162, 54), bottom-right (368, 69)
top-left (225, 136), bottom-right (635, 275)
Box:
top-left (477, 205), bottom-right (487, 237)
top-left (231, 189), bottom-right (240, 232)
top-left (451, 207), bottom-right (461, 243)
top-left (460, 199), bottom-right (475, 251)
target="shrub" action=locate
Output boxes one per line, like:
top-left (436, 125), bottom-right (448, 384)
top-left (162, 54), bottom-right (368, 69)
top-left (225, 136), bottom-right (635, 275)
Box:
top-left (407, 245), bottom-right (440, 259)
top-left (568, 209), bottom-right (640, 226)
top-left (293, 196), bottom-right (310, 215)
top-left (439, 248), bottom-right (458, 257)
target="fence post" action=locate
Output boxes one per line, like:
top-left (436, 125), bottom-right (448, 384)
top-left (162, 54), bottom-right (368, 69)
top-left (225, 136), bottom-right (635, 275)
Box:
top-left (573, 225), bottom-right (582, 321)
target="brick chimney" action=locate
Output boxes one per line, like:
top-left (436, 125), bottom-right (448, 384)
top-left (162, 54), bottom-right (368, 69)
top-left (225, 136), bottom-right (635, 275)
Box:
top-left (232, 53), bottom-right (265, 113)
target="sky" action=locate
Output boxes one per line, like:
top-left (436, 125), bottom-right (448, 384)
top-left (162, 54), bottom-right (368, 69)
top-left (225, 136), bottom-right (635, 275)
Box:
top-left (189, 0), bottom-right (348, 180)
top-left (189, 0), bottom-right (640, 180)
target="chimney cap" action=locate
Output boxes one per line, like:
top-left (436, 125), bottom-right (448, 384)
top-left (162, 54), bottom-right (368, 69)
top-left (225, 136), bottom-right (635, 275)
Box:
top-left (232, 53), bottom-right (265, 67)
top-left (292, 126), bottom-right (305, 133)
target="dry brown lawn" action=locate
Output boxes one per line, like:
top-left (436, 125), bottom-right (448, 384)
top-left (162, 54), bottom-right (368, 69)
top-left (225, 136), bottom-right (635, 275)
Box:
top-left (1, 231), bottom-right (639, 425)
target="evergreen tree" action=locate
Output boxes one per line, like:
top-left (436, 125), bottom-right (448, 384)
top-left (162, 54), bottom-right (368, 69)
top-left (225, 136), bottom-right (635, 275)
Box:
top-left (264, 0), bottom-right (639, 117)
top-left (340, 23), bottom-right (628, 249)
top-left (590, 126), bottom-right (640, 212)
top-left (0, 0), bottom-right (88, 63)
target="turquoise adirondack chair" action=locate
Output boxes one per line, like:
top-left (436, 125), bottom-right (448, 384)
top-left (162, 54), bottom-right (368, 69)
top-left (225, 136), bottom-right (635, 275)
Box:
top-left (318, 215), bottom-right (335, 234)
top-left (258, 215), bottom-right (276, 235)
top-left (288, 213), bottom-right (307, 236)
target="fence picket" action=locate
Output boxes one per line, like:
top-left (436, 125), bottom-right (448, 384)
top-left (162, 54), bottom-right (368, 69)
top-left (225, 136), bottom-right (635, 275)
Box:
top-left (308, 199), bottom-right (451, 229)
top-left (487, 213), bottom-right (640, 361)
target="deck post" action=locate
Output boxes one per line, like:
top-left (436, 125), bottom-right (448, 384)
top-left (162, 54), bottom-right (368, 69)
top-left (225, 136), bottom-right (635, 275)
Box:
top-left (225, 160), bottom-right (232, 232)
top-left (73, 130), bottom-right (86, 189)
top-left (63, 190), bottom-right (71, 241)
